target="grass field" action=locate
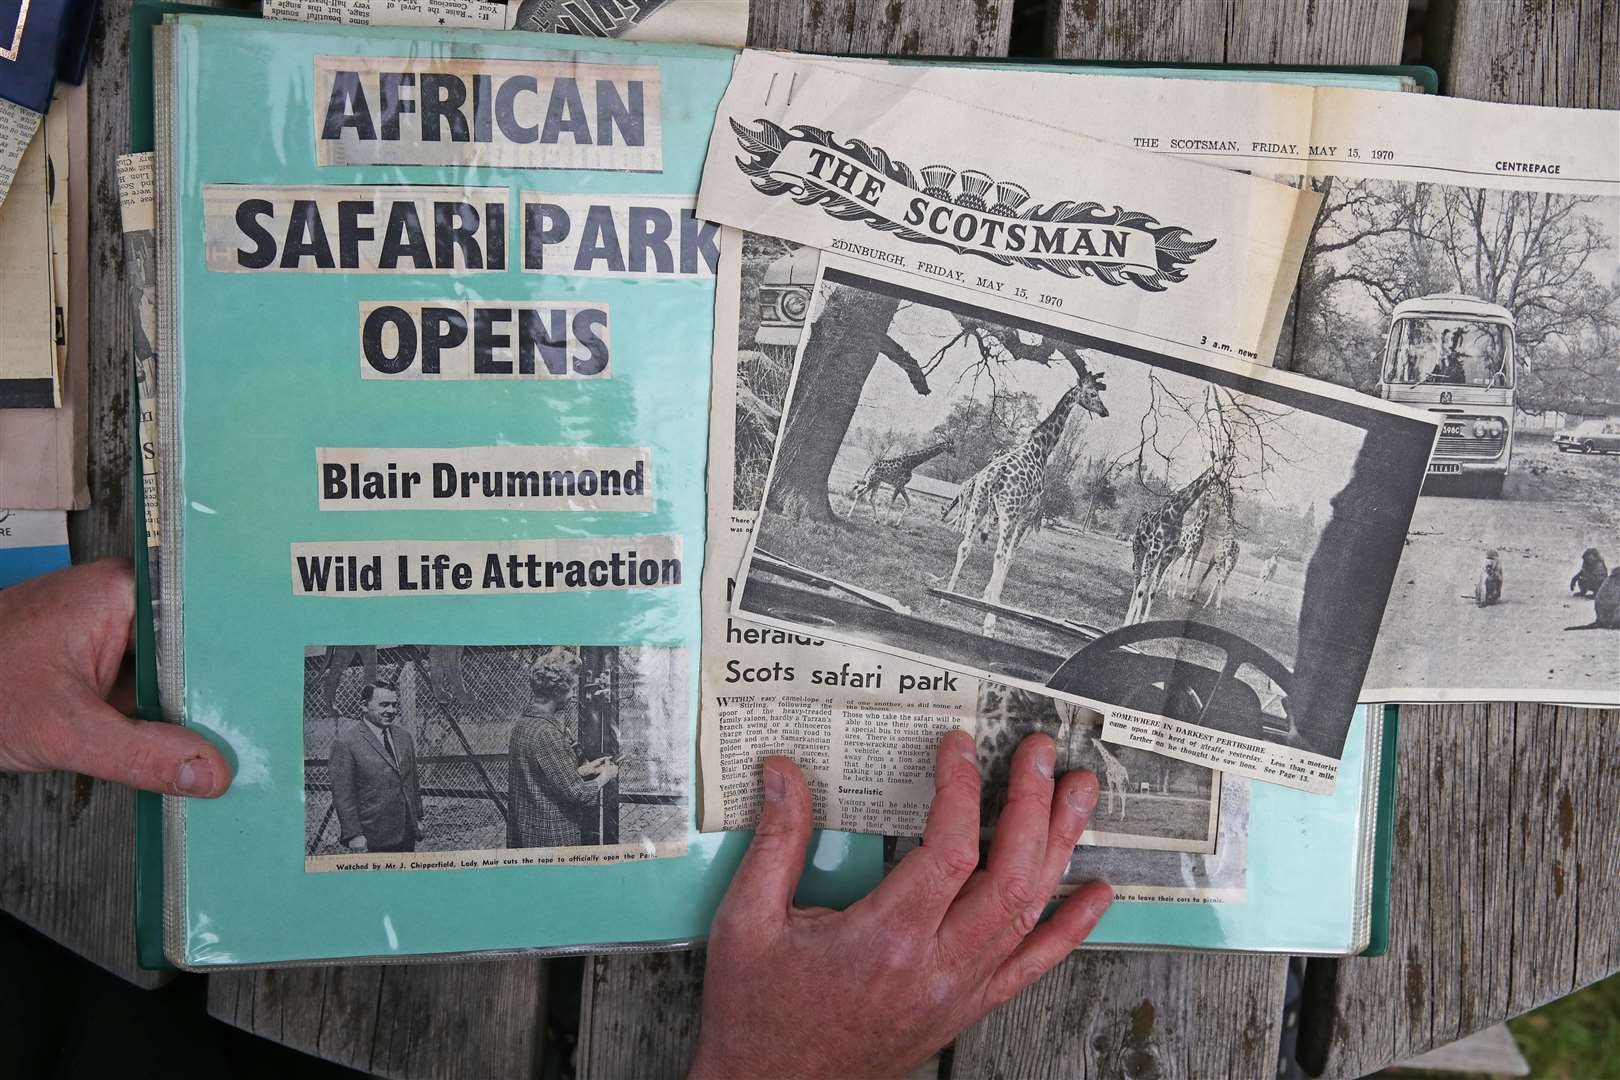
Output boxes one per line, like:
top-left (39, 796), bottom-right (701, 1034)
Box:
top-left (757, 459), bottom-right (1308, 667)
top-left (1085, 791), bottom-right (1214, 842)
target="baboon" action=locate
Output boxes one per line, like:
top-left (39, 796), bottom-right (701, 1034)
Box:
top-left (1474, 549), bottom-right (1503, 608)
top-left (1565, 568), bottom-right (1620, 630)
top-left (1570, 548), bottom-right (1608, 598)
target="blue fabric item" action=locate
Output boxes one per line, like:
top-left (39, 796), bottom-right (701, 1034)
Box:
top-left (0, 542), bottom-right (71, 589)
top-left (53, 0), bottom-right (100, 84)
top-left (0, 0), bottom-right (70, 112)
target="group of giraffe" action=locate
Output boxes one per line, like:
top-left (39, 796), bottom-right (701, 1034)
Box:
top-left (1125, 443), bottom-right (1243, 625)
top-left (847, 351), bottom-right (1253, 633)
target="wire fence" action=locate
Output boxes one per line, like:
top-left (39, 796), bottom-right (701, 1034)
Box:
top-left (303, 646), bottom-right (686, 856)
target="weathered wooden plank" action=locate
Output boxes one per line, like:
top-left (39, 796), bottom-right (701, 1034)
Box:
top-left (207, 959), bottom-right (547, 1079)
top-left (0, 771), bottom-right (163, 988)
top-left (953, 951), bottom-right (1289, 1079)
top-left (72, 0), bottom-right (136, 564)
top-left (1575, 718), bottom-right (1620, 989)
top-left (577, 949), bottom-right (707, 1079)
top-left (751, 0), bottom-right (1012, 58)
top-left (1303, 3), bottom-right (1620, 1070)
top-left (0, 0), bottom-right (161, 992)
top-left (1428, 0), bottom-right (1620, 108)
top-left (1047, 0), bottom-right (1407, 65)
top-left (968, 8), bottom-right (1409, 1075)
top-left (1304, 707), bottom-right (1620, 1078)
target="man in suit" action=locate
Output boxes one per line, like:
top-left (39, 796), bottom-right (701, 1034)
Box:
top-left (329, 682), bottom-right (424, 853)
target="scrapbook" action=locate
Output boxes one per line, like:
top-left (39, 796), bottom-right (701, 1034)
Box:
top-left (146, 16), bottom-right (1400, 968)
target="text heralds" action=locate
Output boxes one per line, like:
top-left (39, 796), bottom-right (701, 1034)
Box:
top-left (204, 185), bottom-right (507, 273)
top-left (317, 446), bottom-right (652, 511)
top-left (359, 300), bottom-right (609, 378)
top-left (291, 535), bottom-right (683, 596)
top-left (314, 55), bottom-right (662, 172)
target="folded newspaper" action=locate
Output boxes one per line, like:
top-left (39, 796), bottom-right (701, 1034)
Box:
top-left (696, 54), bottom-right (1438, 800)
top-left (804, 58), bottom-right (1620, 706)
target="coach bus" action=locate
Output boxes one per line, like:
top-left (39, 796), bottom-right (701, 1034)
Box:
top-left (1379, 293), bottom-right (1518, 498)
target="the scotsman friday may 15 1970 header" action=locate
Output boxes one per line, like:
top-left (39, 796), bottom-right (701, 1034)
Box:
top-left (695, 52), bottom-right (1440, 825)
top-left (696, 55), bottom-right (1616, 832)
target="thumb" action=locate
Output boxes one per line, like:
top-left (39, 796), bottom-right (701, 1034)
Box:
top-left (724, 756), bottom-right (814, 923)
top-left (49, 695), bottom-right (233, 797)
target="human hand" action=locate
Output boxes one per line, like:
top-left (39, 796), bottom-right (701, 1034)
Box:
top-left (577, 754), bottom-right (611, 778)
top-left (690, 731), bottom-right (1111, 1079)
top-left (0, 559), bottom-right (231, 797)
top-left (347, 836), bottom-right (368, 852)
top-left (590, 761), bottom-right (620, 788)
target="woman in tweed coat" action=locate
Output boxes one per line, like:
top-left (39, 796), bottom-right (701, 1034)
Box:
top-left (506, 649), bottom-right (619, 849)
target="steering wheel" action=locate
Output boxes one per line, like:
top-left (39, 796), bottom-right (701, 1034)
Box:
top-left (1044, 619), bottom-right (1294, 742)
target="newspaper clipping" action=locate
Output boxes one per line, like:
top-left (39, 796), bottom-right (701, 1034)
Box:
top-left (1272, 93), bottom-right (1620, 705)
top-left (304, 644), bottom-right (689, 871)
top-left (700, 235), bottom-right (1221, 851)
top-left (695, 51), bottom-right (1323, 368)
top-left (699, 228), bottom-right (981, 838)
top-left (886, 773), bottom-right (1247, 904)
top-left (117, 153), bottom-right (162, 566)
top-left (730, 256), bottom-right (1437, 793)
top-left (780, 61), bottom-right (1620, 705)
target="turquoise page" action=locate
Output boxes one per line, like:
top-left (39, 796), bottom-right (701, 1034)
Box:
top-left (1082, 707), bottom-right (1373, 953)
top-left (165, 17), bottom-right (875, 967)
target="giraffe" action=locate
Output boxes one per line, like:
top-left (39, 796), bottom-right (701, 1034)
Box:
top-left (1253, 546), bottom-right (1282, 595)
top-left (1089, 737), bottom-right (1129, 818)
top-left (1124, 444), bottom-right (1235, 626)
top-left (942, 361), bottom-right (1109, 633)
top-left (1168, 490), bottom-right (1217, 599)
top-left (973, 684), bottom-right (1063, 828)
top-left (847, 436), bottom-right (956, 523)
top-left (1186, 484), bottom-right (1239, 608)
top-left (1193, 535), bottom-right (1242, 609)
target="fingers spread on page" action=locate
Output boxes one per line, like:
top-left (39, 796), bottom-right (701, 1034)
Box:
top-left (692, 731), bottom-right (1111, 1080)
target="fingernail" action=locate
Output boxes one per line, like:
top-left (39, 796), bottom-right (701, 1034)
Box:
top-left (1087, 885), bottom-right (1116, 920)
top-left (1034, 744), bottom-right (1056, 779)
top-left (1067, 781), bottom-right (1098, 815)
top-left (762, 764), bottom-right (785, 802)
top-left (953, 731), bottom-right (978, 765)
top-left (177, 758), bottom-right (214, 796)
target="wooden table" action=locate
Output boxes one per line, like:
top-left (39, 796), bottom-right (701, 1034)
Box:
top-left (3, 0), bottom-right (1615, 1076)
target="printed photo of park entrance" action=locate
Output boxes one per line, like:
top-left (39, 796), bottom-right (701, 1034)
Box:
top-left (1278, 179), bottom-right (1620, 702)
top-left (736, 266), bottom-right (1437, 763)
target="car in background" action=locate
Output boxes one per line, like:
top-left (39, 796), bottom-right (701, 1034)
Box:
top-left (1553, 418), bottom-right (1620, 454)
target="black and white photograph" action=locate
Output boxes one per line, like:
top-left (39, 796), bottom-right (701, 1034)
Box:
top-left (974, 685), bottom-right (1219, 853)
top-left (1279, 179), bottom-right (1620, 702)
top-left (303, 643), bottom-right (689, 870)
top-left (733, 234), bottom-right (815, 512)
top-left (733, 263), bottom-right (1439, 776)
top-left (1058, 773), bottom-right (1250, 904)
top-left (884, 772), bottom-right (1246, 905)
